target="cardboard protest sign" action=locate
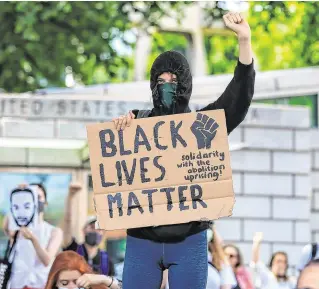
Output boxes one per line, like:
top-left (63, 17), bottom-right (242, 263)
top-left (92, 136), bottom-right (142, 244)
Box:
top-left (8, 185), bottom-right (39, 231)
top-left (86, 110), bottom-right (235, 230)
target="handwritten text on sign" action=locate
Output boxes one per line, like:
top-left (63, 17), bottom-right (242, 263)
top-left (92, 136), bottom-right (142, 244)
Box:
top-left (86, 110), bottom-right (235, 230)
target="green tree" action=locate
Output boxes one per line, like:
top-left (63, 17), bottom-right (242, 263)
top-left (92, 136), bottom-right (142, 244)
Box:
top-left (0, 1), bottom-right (187, 92)
top-left (201, 1), bottom-right (319, 73)
top-left (148, 1), bottom-right (318, 74)
top-left (146, 31), bottom-right (190, 79)
top-left (248, 1), bottom-right (319, 70)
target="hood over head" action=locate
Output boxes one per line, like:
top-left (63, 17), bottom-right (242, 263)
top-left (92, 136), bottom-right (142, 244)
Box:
top-left (150, 51), bottom-right (192, 115)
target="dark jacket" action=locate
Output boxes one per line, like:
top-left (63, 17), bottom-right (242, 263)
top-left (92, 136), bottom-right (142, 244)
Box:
top-left (127, 51), bottom-right (255, 243)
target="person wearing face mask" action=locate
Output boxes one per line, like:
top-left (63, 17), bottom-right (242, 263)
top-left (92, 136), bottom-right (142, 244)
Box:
top-left (112, 11), bottom-right (255, 289)
top-left (9, 183), bottom-right (63, 289)
top-left (62, 183), bottom-right (115, 276)
top-left (45, 251), bottom-right (121, 289)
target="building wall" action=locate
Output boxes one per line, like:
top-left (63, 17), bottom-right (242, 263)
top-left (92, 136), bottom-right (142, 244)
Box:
top-left (215, 105), bottom-right (312, 271)
top-left (0, 101), bottom-right (316, 266)
top-left (311, 130), bottom-right (319, 242)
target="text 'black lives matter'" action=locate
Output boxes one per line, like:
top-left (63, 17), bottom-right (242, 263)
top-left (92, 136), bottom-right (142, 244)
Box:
top-left (98, 120), bottom-right (187, 188)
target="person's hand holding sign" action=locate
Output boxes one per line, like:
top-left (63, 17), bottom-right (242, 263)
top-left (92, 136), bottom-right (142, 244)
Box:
top-left (112, 111), bottom-right (135, 131)
top-left (223, 12), bottom-right (251, 40)
top-left (20, 226), bottom-right (35, 241)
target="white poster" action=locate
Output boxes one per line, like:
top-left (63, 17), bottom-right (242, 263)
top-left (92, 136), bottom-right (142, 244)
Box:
top-left (8, 186), bottom-right (39, 231)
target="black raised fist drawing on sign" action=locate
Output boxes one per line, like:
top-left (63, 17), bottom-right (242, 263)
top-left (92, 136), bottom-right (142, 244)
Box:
top-left (191, 113), bottom-right (219, 149)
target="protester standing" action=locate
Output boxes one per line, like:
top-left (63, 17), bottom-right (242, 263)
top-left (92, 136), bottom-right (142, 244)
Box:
top-left (113, 11), bottom-right (255, 289)
top-left (250, 232), bottom-right (295, 289)
top-left (62, 183), bottom-right (114, 276)
top-left (10, 183), bottom-right (63, 289)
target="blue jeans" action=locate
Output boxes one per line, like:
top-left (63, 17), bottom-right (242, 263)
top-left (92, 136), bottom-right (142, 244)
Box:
top-left (122, 230), bottom-right (208, 289)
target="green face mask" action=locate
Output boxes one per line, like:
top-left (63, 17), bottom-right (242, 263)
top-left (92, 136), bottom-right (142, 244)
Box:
top-left (157, 82), bottom-right (177, 110)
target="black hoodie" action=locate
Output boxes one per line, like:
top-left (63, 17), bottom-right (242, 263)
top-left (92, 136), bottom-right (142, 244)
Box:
top-left (128, 51), bottom-right (255, 243)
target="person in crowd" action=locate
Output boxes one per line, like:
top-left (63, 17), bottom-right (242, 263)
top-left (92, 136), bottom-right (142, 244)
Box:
top-left (9, 183), bottom-right (63, 289)
top-left (112, 11), bottom-right (255, 289)
top-left (250, 232), bottom-right (295, 289)
top-left (297, 242), bottom-right (319, 272)
top-left (62, 183), bottom-right (115, 276)
top-left (296, 260), bottom-right (319, 289)
top-left (44, 251), bottom-right (121, 289)
top-left (207, 224), bottom-right (238, 289)
top-left (223, 244), bottom-right (254, 289)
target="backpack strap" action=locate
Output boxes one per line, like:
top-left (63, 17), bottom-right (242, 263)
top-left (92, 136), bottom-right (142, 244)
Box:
top-left (5, 230), bottom-right (19, 260)
top-left (100, 250), bottom-right (109, 275)
top-left (311, 243), bottom-right (317, 259)
top-left (137, 110), bottom-right (151, 119)
top-left (208, 261), bottom-right (217, 270)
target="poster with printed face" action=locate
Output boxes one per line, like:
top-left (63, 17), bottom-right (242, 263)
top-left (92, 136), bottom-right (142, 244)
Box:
top-left (8, 186), bottom-right (39, 231)
top-left (86, 110), bottom-right (235, 230)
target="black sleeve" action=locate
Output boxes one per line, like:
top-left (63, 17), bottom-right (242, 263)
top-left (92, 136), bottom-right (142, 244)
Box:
top-left (108, 257), bottom-right (115, 276)
top-left (198, 58), bottom-right (255, 134)
top-left (62, 238), bottom-right (79, 252)
top-left (132, 109), bottom-right (139, 118)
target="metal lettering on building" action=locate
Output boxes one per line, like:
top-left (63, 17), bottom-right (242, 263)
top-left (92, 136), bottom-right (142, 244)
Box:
top-left (0, 98), bottom-right (202, 120)
top-left (0, 98), bottom-right (151, 120)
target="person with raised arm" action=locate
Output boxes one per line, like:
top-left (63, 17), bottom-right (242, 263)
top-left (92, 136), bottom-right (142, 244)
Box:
top-left (113, 11), bottom-right (255, 289)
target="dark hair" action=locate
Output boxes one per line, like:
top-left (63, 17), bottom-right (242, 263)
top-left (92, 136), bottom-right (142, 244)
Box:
top-left (30, 183), bottom-right (47, 202)
top-left (223, 244), bottom-right (243, 268)
top-left (269, 251), bottom-right (288, 281)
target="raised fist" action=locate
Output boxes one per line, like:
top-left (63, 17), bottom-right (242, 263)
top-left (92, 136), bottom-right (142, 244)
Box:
top-left (68, 182), bottom-right (82, 196)
top-left (191, 113), bottom-right (219, 149)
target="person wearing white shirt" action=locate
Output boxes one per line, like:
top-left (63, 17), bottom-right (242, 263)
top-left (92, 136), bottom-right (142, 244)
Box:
top-left (250, 232), bottom-right (296, 289)
top-left (7, 183), bottom-right (63, 289)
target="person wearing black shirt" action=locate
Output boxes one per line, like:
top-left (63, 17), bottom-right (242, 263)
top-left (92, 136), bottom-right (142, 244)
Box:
top-left (113, 12), bottom-right (255, 289)
top-left (62, 183), bottom-right (114, 276)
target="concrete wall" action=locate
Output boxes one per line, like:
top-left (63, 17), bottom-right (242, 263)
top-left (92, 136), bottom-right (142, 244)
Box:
top-left (311, 130), bottom-right (319, 242)
top-left (215, 105), bottom-right (312, 272)
top-left (0, 101), bottom-right (316, 268)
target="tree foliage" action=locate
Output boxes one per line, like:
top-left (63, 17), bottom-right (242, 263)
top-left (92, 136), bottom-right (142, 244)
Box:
top-left (248, 1), bottom-right (319, 70)
top-left (0, 1), bottom-right (187, 92)
top-left (0, 1), bottom-right (318, 92)
top-left (150, 1), bottom-right (319, 74)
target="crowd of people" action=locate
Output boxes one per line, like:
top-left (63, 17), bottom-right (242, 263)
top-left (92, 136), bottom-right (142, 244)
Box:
top-left (1, 182), bottom-right (318, 289)
top-left (1, 11), bottom-right (318, 289)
